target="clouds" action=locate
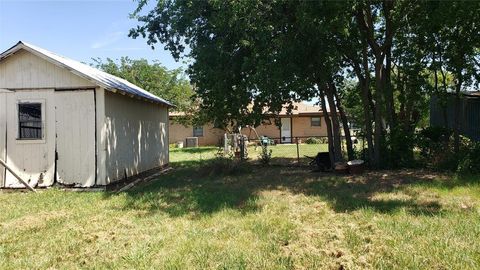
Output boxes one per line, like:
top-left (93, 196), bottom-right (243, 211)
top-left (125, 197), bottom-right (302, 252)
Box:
top-left (90, 31), bottom-right (124, 49)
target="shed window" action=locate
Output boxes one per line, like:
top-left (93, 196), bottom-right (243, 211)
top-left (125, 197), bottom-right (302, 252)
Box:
top-left (193, 126), bottom-right (204, 137)
top-left (18, 103), bottom-right (42, 139)
top-left (311, 117), bottom-right (321, 127)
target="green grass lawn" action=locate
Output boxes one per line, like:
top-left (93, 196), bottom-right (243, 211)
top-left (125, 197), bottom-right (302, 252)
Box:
top-left (170, 143), bottom-right (329, 166)
top-left (1, 147), bottom-right (480, 269)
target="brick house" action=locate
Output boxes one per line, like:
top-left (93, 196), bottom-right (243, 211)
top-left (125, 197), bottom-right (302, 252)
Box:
top-left (169, 102), bottom-right (329, 146)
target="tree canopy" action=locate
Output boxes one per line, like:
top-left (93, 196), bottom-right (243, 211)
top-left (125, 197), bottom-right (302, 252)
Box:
top-left (92, 57), bottom-right (194, 112)
top-left (129, 0), bottom-right (480, 168)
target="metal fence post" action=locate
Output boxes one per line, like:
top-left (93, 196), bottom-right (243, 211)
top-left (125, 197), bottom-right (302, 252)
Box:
top-left (224, 133), bottom-right (228, 155)
top-left (296, 137), bottom-right (300, 164)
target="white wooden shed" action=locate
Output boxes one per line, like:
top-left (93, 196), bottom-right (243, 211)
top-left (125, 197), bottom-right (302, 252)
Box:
top-left (0, 41), bottom-right (172, 188)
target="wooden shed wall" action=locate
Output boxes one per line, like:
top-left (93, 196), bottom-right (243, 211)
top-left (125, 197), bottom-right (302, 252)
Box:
top-left (0, 91), bottom-right (6, 186)
top-left (104, 91), bottom-right (169, 184)
top-left (1, 89), bottom-right (56, 187)
top-left (0, 49), bottom-right (95, 89)
top-left (430, 95), bottom-right (480, 141)
top-left (0, 50), bottom-right (97, 187)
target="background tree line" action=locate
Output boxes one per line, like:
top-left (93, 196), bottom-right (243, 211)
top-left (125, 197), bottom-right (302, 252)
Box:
top-left (92, 57), bottom-right (194, 113)
top-left (128, 0), bottom-right (480, 169)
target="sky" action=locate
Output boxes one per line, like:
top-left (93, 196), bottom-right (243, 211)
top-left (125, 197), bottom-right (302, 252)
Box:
top-left (0, 0), bottom-right (187, 70)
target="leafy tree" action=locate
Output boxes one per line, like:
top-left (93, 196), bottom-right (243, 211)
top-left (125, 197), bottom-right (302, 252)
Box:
top-left (92, 57), bottom-right (194, 112)
top-left (129, 0), bottom-right (480, 168)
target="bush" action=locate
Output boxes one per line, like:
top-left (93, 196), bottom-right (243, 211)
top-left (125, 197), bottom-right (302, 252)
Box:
top-left (414, 127), bottom-right (454, 170)
top-left (415, 126), bottom-right (476, 172)
top-left (305, 137), bottom-right (321, 144)
top-left (199, 154), bottom-right (249, 176)
top-left (457, 142), bottom-right (480, 175)
top-left (259, 144), bottom-right (272, 165)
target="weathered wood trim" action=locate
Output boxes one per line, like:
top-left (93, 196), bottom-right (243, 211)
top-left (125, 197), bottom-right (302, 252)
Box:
top-left (95, 87), bottom-right (107, 185)
top-left (0, 92), bottom-right (6, 187)
top-left (0, 159), bottom-right (36, 192)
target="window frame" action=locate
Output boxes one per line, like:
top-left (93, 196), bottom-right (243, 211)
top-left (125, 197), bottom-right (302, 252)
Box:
top-left (193, 126), bottom-right (204, 137)
top-left (16, 99), bottom-right (46, 143)
top-left (310, 116), bottom-right (321, 127)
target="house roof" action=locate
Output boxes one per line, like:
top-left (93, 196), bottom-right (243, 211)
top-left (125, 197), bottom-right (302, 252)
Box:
top-left (0, 41), bottom-right (173, 107)
top-left (462, 91), bottom-right (480, 98)
top-left (169, 102), bottom-right (325, 117)
top-left (278, 102), bottom-right (325, 116)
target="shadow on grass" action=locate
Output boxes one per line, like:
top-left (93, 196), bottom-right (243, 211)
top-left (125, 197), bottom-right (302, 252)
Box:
top-left (171, 147), bottom-right (218, 154)
top-left (106, 157), bottom-right (477, 218)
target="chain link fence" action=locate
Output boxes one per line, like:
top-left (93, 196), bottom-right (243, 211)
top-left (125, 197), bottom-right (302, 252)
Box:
top-left (222, 134), bottom-right (365, 167)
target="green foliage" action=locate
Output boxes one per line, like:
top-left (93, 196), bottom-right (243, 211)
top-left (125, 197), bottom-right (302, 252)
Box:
top-left (91, 57), bottom-right (194, 112)
top-left (305, 137), bottom-right (320, 144)
top-left (258, 144), bottom-right (272, 165)
top-left (129, 0), bottom-right (480, 169)
top-left (457, 142), bottom-right (480, 175)
top-left (414, 127), bottom-right (478, 172)
top-left (416, 127), bottom-right (456, 170)
top-left (200, 157), bottom-right (249, 177)
top-left (129, 0), bottom-right (350, 129)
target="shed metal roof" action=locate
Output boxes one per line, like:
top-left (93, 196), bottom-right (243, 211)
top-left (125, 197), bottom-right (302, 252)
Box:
top-left (0, 41), bottom-right (174, 106)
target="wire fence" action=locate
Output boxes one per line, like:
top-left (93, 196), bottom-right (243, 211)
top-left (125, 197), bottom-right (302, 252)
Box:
top-left (169, 135), bottom-right (366, 168)
top-left (226, 135), bottom-right (365, 167)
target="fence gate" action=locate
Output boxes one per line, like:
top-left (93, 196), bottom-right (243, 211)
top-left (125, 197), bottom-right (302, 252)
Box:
top-left (0, 91), bottom-right (7, 187)
top-left (54, 90), bottom-right (96, 187)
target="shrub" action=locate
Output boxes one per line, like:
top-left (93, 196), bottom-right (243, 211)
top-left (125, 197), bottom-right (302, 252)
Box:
top-left (259, 144), bottom-right (273, 165)
top-left (415, 127), bottom-right (454, 170)
top-left (415, 127), bottom-right (475, 172)
top-left (457, 142), bottom-right (480, 175)
top-left (199, 153), bottom-right (249, 176)
top-left (305, 137), bottom-right (321, 144)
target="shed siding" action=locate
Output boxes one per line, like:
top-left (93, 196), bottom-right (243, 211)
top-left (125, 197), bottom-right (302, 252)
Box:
top-left (95, 88), bottom-right (107, 185)
top-left (104, 91), bottom-right (168, 183)
top-left (0, 49), bottom-right (95, 89)
top-left (431, 95), bottom-right (480, 141)
top-left (0, 92), bottom-right (6, 186)
top-left (3, 89), bottom-right (56, 187)
top-left (55, 91), bottom-right (96, 187)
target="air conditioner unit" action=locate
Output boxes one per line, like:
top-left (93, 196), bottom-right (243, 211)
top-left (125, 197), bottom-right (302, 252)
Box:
top-left (185, 137), bottom-right (199, 148)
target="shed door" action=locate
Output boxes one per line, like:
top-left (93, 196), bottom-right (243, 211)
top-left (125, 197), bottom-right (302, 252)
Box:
top-left (0, 92), bottom-right (6, 187)
top-left (55, 91), bottom-right (96, 187)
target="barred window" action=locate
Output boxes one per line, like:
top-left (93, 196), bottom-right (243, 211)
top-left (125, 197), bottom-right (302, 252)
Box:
top-left (18, 103), bottom-right (42, 139)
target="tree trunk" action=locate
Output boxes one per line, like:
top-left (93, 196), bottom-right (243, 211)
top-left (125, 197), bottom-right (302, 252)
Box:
top-left (347, 38), bottom-right (375, 164)
top-left (318, 83), bottom-right (335, 167)
top-left (373, 59), bottom-right (386, 168)
top-left (324, 83), bottom-right (344, 163)
top-left (454, 75), bottom-right (463, 154)
top-left (360, 40), bottom-right (375, 163)
top-left (333, 84), bottom-right (354, 161)
top-left (439, 66), bottom-right (449, 127)
top-left (385, 45), bottom-right (396, 130)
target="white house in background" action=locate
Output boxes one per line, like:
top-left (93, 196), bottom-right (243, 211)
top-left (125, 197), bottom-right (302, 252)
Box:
top-left (0, 41), bottom-right (173, 188)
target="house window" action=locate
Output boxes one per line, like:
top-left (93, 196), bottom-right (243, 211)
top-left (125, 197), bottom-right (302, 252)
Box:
top-left (18, 103), bottom-right (42, 139)
top-left (311, 117), bottom-right (321, 127)
top-left (193, 126), bottom-right (204, 137)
